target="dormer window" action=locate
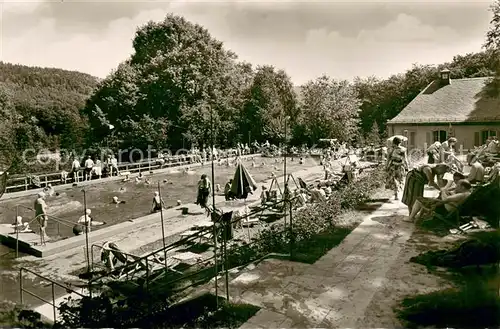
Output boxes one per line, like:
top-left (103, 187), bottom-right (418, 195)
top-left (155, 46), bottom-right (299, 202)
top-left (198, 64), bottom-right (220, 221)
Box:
top-left (440, 69), bottom-right (451, 85)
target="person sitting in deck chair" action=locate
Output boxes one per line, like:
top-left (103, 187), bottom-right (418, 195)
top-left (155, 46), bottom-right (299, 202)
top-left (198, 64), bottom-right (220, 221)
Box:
top-left (467, 158), bottom-right (485, 185)
top-left (101, 242), bottom-right (127, 273)
top-left (406, 179), bottom-right (472, 222)
top-left (11, 216), bottom-right (32, 232)
top-left (310, 184), bottom-right (327, 203)
top-left (440, 172), bottom-right (466, 196)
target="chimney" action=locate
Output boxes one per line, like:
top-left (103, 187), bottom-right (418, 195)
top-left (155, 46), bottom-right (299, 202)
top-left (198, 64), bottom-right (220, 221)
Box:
top-left (439, 68), bottom-right (451, 85)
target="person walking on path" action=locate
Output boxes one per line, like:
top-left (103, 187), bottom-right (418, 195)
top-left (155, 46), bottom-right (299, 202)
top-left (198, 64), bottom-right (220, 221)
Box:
top-left (196, 174), bottom-right (211, 209)
top-left (385, 136), bottom-right (408, 200)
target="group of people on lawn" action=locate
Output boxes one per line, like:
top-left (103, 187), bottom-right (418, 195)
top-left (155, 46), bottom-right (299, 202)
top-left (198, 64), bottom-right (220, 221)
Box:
top-left (385, 136), bottom-right (490, 222)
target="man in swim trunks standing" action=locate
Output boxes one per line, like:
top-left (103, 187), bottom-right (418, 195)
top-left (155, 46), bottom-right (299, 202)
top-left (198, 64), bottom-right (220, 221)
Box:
top-left (84, 155), bottom-right (94, 181)
top-left (34, 192), bottom-right (49, 245)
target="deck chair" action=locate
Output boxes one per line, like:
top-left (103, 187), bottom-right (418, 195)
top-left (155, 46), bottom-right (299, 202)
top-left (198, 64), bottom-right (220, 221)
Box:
top-left (422, 177), bottom-right (500, 233)
top-left (100, 242), bottom-right (177, 280)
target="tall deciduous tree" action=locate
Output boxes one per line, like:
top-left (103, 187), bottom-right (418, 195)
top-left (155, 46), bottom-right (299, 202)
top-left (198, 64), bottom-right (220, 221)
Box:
top-left (366, 121), bottom-right (381, 145)
top-left (298, 75), bottom-right (360, 144)
top-left (484, 0), bottom-right (500, 95)
top-left (242, 65), bottom-right (298, 145)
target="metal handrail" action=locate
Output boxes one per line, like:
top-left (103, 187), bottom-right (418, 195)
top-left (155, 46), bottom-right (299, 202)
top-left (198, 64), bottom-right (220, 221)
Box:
top-left (4, 152), bottom-right (256, 193)
top-left (19, 267), bottom-right (86, 323)
top-left (87, 196), bottom-right (295, 286)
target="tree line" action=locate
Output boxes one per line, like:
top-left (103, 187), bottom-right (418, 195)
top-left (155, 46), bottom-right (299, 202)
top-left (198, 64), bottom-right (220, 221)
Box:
top-left (1, 3), bottom-right (500, 171)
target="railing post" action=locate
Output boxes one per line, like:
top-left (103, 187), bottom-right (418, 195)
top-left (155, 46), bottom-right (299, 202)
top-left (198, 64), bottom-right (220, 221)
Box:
top-left (19, 268), bottom-right (23, 304)
top-left (90, 245), bottom-right (94, 272)
top-left (51, 283), bottom-right (56, 322)
top-left (45, 176), bottom-right (48, 188)
top-left (16, 206), bottom-right (19, 258)
top-left (24, 177), bottom-right (28, 191)
top-left (289, 199), bottom-right (293, 260)
top-left (145, 258), bottom-right (149, 293)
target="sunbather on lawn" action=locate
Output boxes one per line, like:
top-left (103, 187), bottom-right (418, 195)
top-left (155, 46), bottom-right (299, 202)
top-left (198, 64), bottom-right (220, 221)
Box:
top-left (406, 179), bottom-right (472, 222)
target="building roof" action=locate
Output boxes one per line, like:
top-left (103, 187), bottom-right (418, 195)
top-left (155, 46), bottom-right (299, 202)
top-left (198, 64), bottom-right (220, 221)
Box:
top-left (388, 77), bottom-right (500, 124)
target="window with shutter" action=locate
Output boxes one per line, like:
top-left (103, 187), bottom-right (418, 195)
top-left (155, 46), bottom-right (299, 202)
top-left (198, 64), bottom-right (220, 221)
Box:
top-left (409, 131), bottom-right (416, 147)
top-left (426, 131), bottom-right (431, 146)
top-left (439, 130), bottom-right (447, 142)
top-left (480, 130), bottom-right (496, 144)
top-left (474, 132), bottom-right (480, 146)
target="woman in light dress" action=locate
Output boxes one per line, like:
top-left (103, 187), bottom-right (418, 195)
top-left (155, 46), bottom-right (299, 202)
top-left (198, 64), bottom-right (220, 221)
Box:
top-left (385, 137), bottom-right (408, 200)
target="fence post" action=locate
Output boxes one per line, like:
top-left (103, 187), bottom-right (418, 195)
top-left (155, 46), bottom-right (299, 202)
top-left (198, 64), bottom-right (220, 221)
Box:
top-left (24, 177), bottom-right (28, 191)
top-left (19, 268), bottom-right (23, 304)
top-left (45, 176), bottom-right (48, 188)
top-left (289, 199), bottom-right (293, 260)
top-left (51, 283), bottom-right (56, 322)
top-left (145, 257), bottom-right (149, 293)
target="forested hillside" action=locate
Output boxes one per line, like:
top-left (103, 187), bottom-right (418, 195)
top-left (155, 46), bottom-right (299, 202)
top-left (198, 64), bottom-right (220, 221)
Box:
top-left (0, 62), bottom-right (98, 169)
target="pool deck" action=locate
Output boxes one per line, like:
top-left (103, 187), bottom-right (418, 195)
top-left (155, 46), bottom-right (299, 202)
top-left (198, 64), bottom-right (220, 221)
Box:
top-left (4, 163), bottom-right (326, 258)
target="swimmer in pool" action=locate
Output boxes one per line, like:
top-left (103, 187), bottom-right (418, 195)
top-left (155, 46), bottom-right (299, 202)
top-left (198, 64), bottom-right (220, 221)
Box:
top-left (151, 192), bottom-right (166, 212)
top-left (78, 209), bottom-right (93, 233)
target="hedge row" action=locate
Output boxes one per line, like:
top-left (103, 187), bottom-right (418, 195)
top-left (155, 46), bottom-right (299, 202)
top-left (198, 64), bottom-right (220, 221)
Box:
top-left (226, 166), bottom-right (387, 267)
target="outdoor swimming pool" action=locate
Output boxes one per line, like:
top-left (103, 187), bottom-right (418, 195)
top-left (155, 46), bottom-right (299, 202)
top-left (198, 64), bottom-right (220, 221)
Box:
top-left (0, 156), bottom-right (319, 239)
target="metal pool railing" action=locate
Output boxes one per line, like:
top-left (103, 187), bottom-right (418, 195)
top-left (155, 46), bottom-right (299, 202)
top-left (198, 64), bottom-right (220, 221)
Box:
top-left (0, 204), bottom-right (91, 258)
top-left (86, 196), bottom-right (296, 300)
top-left (5, 151), bottom-right (248, 194)
top-left (13, 193), bottom-right (298, 327)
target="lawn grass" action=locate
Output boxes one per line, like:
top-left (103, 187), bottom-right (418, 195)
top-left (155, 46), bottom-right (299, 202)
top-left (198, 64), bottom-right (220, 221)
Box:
top-left (398, 230), bottom-right (500, 329)
top-left (0, 301), bottom-right (51, 328)
top-left (171, 294), bottom-right (260, 329)
top-left (291, 226), bottom-right (358, 264)
top-left (397, 271), bottom-right (500, 329)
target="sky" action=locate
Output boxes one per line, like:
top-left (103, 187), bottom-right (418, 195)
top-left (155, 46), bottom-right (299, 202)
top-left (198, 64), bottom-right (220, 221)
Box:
top-left (0, 0), bottom-right (494, 84)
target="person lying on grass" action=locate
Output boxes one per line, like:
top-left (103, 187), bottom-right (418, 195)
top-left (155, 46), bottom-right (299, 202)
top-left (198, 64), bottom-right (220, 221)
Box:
top-left (406, 179), bottom-right (472, 222)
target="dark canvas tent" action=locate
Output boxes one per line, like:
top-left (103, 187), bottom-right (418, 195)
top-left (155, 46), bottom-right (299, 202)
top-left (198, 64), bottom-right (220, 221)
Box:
top-left (230, 162), bottom-right (258, 199)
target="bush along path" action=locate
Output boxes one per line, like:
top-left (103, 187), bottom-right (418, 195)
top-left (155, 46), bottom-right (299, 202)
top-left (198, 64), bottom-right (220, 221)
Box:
top-left (398, 230), bottom-right (500, 329)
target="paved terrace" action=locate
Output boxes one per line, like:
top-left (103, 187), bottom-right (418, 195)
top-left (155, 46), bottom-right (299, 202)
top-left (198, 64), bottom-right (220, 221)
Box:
top-left (215, 188), bottom-right (441, 328)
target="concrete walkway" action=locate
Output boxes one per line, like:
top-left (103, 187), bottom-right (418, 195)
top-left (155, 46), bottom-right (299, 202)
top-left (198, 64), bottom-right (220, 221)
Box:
top-left (223, 199), bottom-right (412, 328)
